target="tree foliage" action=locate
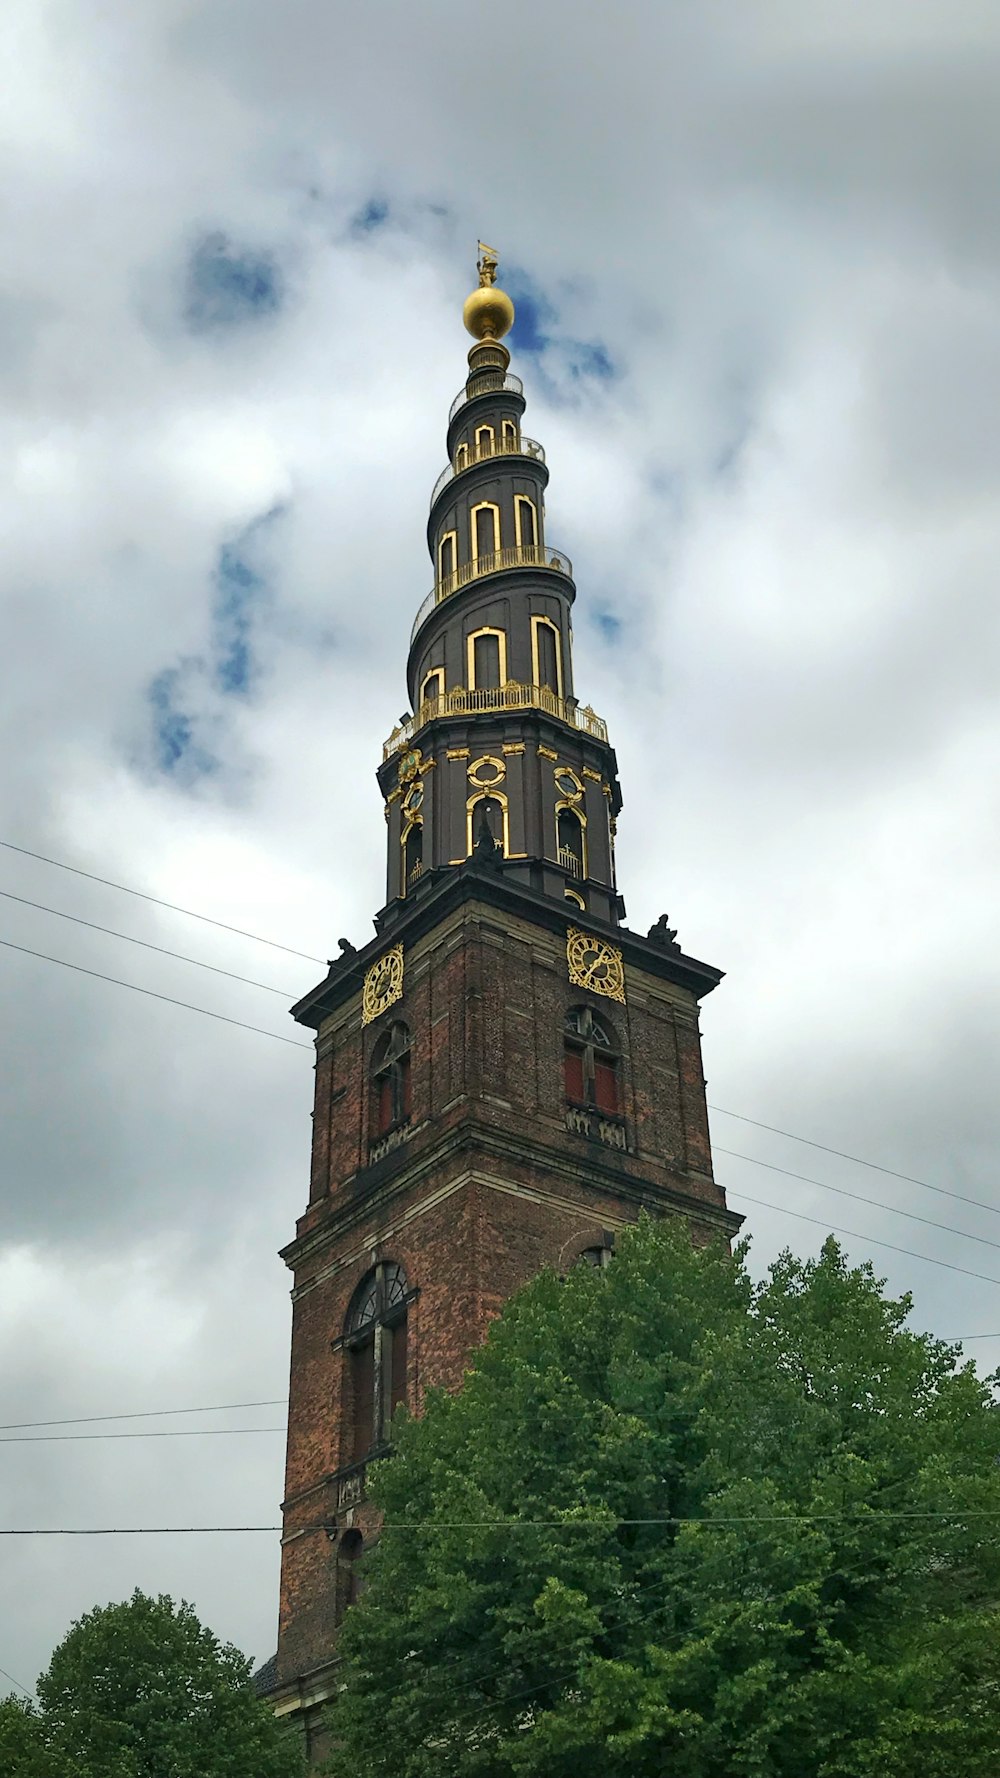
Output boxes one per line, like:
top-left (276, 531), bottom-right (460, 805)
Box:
top-left (23, 1590), bottom-right (302, 1778)
top-left (331, 1218), bottom-right (1000, 1778)
top-left (0, 1696), bottom-right (59, 1778)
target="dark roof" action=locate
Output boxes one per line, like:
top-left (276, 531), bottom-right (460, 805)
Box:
top-left (252, 1652), bottom-right (279, 1697)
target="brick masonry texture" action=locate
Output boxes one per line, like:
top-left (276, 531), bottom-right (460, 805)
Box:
top-left (274, 891), bottom-right (738, 1690)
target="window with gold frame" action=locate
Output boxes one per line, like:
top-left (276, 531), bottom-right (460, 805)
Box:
top-left (514, 494), bottom-right (538, 549)
top-left (466, 789), bottom-right (509, 856)
top-left (466, 625), bottom-right (507, 691)
top-left (438, 529), bottom-right (457, 584)
top-left (531, 614), bottom-right (563, 699)
top-left (420, 667), bottom-right (445, 710)
top-left (470, 501), bottom-right (500, 561)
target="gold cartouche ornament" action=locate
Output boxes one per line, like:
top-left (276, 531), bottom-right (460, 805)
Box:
top-left (462, 241), bottom-right (515, 342)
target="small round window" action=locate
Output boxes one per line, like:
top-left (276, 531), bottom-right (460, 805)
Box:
top-left (554, 766), bottom-right (583, 801)
top-left (468, 755), bottom-right (506, 789)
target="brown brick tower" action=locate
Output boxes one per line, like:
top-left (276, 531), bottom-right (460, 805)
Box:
top-left (263, 248), bottom-right (740, 1757)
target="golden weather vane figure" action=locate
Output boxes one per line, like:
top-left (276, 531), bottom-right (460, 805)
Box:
top-left (463, 241), bottom-right (514, 341)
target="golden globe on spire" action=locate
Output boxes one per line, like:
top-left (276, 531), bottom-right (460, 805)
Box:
top-left (463, 241), bottom-right (515, 342)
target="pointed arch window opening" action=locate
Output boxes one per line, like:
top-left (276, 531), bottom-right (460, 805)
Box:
top-left (564, 1005), bottom-right (620, 1116)
top-left (502, 418), bottom-right (519, 450)
top-left (343, 1260), bottom-right (410, 1464)
top-left (474, 424), bottom-right (496, 455)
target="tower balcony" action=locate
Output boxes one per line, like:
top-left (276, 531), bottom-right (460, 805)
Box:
top-left (430, 433), bottom-right (546, 507)
top-left (448, 371), bottom-right (523, 426)
top-left (410, 543), bottom-right (574, 647)
top-left (382, 682), bottom-right (609, 760)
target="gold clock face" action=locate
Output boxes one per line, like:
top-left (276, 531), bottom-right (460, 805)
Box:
top-left (566, 927), bottom-right (625, 1003)
top-left (361, 944), bottom-right (404, 1025)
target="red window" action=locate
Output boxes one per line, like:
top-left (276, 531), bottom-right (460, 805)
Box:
top-left (564, 1047), bottom-right (585, 1103)
top-left (593, 1054), bottom-right (619, 1115)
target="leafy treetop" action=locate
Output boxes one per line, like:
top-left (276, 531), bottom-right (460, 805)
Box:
top-left (332, 1217), bottom-right (1000, 1778)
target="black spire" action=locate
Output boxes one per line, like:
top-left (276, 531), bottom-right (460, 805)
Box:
top-left (376, 249), bottom-right (624, 928)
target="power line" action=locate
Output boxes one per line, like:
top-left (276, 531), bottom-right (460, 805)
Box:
top-left (4, 1507), bottom-right (1000, 1535)
top-left (0, 936), bottom-right (312, 1050)
top-left (711, 1104), bottom-right (999, 1220)
top-left (0, 840), bottom-right (325, 964)
top-left (716, 1147), bottom-right (1000, 1257)
top-left (0, 887), bottom-right (292, 996)
top-left (727, 1188), bottom-right (1000, 1287)
top-left (0, 1663), bottom-right (33, 1700)
top-left (0, 1428), bottom-right (285, 1444)
top-left (0, 1399), bottom-right (287, 1432)
top-left (0, 1527), bottom-right (283, 1536)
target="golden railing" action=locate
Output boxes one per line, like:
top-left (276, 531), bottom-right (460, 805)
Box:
top-left (430, 434), bottom-right (545, 506)
top-left (410, 543), bottom-right (573, 644)
top-left (383, 683), bottom-right (608, 759)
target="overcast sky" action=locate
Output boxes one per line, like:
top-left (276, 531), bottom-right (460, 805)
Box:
top-left (1, 0), bottom-right (999, 1695)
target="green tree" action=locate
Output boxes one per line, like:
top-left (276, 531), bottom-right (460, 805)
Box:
top-left (36, 1590), bottom-right (303, 1778)
top-left (331, 1218), bottom-right (1000, 1778)
top-left (0, 1696), bottom-right (58, 1777)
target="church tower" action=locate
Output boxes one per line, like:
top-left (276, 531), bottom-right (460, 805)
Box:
top-left (265, 250), bottom-right (740, 1753)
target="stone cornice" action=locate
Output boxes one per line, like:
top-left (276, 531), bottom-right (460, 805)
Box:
top-left (290, 863), bottom-right (723, 1032)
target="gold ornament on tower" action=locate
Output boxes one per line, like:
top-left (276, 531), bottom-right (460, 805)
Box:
top-left (463, 241), bottom-right (515, 342)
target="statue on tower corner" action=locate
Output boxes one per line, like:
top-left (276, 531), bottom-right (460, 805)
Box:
top-left (647, 914), bottom-right (681, 952)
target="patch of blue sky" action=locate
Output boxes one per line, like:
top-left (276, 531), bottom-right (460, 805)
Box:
top-left (211, 505), bottom-right (285, 697)
top-left (148, 666), bottom-right (216, 779)
top-left (505, 264), bottom-right (617, 396)
top-left (185, 232), bottom-right (282, 333)
top-left (594, 610), bottom-right (623, 643)
top-left (351, 197), bottom-right (390, 236)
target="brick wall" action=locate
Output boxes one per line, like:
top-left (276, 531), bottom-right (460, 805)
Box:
top-left (275, 890), bottom-right (737, 1689)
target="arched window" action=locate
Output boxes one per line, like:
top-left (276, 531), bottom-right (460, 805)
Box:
top-left (471, 501), bottom-right (500, 562)
top-left (371, 1022), bottom-right (411, 1138)
top-left (578, 1243), bottom-right (614, 1269)
top-left (467, 626), bottom-right (507, 691)
top-left (557, 806), bottom-right (586, 878)
top-left (532, 615), bottom-right (562, 697)
top-left (402, 822), bottom-right (423, 892)
top-left (438, 530), bottom-right (457, 586)
top-left (420, 667), bottom-right (444, 709)
top-left (467, 791), bottom-right (507, 856)
top-left (502, 419), bottom-right (519, 450)
top-left (475, 424), bottom-right (495, 456)
top-left (344, 1261), bottom-right (410, 1460)
top-left (564, 1006), bottom-right (619, 1115)
top-left (455, 442), bottom-right (469, 471)
top-left (514, 495), bottom-right (538, 549)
